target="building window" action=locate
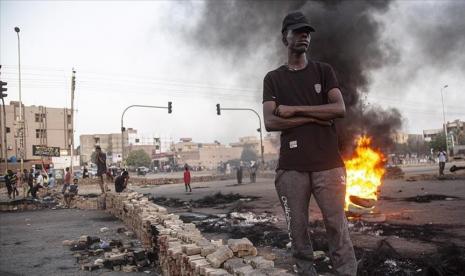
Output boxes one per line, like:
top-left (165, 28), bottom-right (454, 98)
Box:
top-left (35, 113), bottom-right (46, 122)
top-left (94, 138), bottom-right (100, 144)
top-left (36, 129), bottom-right (47, 139)
top-left (6, 127), bottom-right (10, 133)
top-left (67, 114), bottom-right (72, 124)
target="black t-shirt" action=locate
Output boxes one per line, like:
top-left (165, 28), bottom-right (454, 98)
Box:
top-left (114, 176), bottom-right (126, 193)
top-left (263, 60), bottom-right (344, 172)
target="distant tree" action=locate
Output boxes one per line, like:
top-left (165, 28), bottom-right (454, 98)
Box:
top-left (429, 133), bottom-right (447, 152)
top-left (126, 149), bottom-right (151, 167)
top-left (241, 146), bottom-right (258, 162)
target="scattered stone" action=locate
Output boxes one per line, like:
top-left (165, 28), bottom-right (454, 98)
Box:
top-left (313, 250), bottom-right (326, 260)
top-left (124, 231), bottom-right (135, 238)
top-left (100, 227), bottom-right (110, 233)
top-left (62, 240), bottom-right (75, 246)
top-left (122, 265), bottom-right (138, 272)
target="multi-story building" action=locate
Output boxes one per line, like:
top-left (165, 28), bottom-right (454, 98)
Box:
top-left (79, 132), bottom-right (125, 165)
top-left (423, 119), bottom-right (465, 156)
top-left (0, 101), bottom-right (73, 162)
top-left (79, 128), bottom-right (160, 165)
top-left (230, 134), bottom-right (279, 161)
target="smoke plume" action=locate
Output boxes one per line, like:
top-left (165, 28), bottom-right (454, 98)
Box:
top-left (190, 0), bottom-right (402, 154)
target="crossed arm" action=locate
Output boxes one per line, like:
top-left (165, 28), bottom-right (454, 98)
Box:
top-left (263, 88), bottom-right (346, 131)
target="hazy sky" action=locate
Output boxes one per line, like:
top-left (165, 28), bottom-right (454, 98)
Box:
top-left (1, 0), bottom-right (463, 146)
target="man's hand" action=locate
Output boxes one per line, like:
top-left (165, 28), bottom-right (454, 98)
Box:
top-left (274, 105), bottom-right (297, 118)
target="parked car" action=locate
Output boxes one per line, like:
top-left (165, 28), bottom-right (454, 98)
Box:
top-left (136, 166), bottom-right (149, 176)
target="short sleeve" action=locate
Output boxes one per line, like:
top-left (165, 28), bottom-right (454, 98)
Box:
top-left (262, 73), bottom-right (276, 103)
top-left (322, 63), bottom-right (340, 94)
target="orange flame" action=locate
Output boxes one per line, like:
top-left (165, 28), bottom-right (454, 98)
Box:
top-left (344, 135), bottom-right (385, 211)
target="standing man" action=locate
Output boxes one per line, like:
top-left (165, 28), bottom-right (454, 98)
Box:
top-left (236, 162), bottom-right (243, 185)
top-left (262, 11), bottom-right (356, 276)
top-left (95, 146), bottom-right (107, 194)
top-left (438, 149), bottom-right (447, 176)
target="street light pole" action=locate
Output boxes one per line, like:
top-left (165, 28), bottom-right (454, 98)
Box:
top-left (440, 85), bottom-right (449, 156)
top-left (120, 103), bottom-right (171, 166)
top-left (14, 26), bottom-right (25, 171)
top-left (217, 106), bottom-right (265, 166)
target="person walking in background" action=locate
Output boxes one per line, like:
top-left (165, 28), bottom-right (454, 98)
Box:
top-left (64, 167), bottom-right (71, 188)
top-left (250, 161), bottom-right (258, 183)
top-left (183, 165), bottom-right (192, 193)
top-left (7, 170), bottom-right (19, 199)
top-left (21, 169), bottom-right (29, 198)
top-left (48, 173), bottom-right (56, 189)
top-left (236, 162), bottom-right (243, 184)
top-left (438, 149), bottom-right (447, 176)
top-left (26, 169), bottom-right (34, 197)
top-left (5, 170), bottom-right (15, 199)
top-left (95, 146), bottom-right (107, 194)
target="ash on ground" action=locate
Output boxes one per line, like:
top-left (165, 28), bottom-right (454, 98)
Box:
top-left (151, 192), bottom-right (259, 208)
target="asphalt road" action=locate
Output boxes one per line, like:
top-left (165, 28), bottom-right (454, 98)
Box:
top-left (0, 209), bottom-right (151, 276)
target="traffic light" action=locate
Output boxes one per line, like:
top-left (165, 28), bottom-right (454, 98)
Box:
top-left (216, 103), bottom-right (221, 115)
top-left (168, 101), bottom-right (172, 113)
top-left (0, 81), bottom-right (7, 98)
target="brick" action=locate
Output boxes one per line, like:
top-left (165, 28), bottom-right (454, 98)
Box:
top-left (233, 265), bottom-right (255, 276)
top-left (245, 256), bottom-right (274, 269)
top-left (227, 238), bottom-right (254, 252)
top-left (182, 244), bottom-right (202, 255)
top-left (223, 258), bottom-right (248, 274)
top-left (206, 246), bottom-right (234, 268)
top-left (201, 245), bottom-right (218, 257)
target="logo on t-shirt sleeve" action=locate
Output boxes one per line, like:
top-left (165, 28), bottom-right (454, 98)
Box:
top-left (314, 83), bottom-right (321, 94)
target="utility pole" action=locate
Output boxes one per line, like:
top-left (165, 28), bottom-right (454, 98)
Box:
top-left (15, 27), bottom-right (25, 172)
top-left (216, 104), bottom-right (265, 166)
top-left (121, 102), bottom-right (172, 166)
top-left (440, 85), bottom-right (449, 156)
top-left (70, 69), bottom-right (76, 172)
top-left (0, 74), bottom-right (8, 171)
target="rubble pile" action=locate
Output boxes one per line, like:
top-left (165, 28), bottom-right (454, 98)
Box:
top-left (63, 229), bottom-right (153, 273)
top-left (192, 212), bottom-right (289, 248)
top-left (105, 192), bottom-right (293, 275)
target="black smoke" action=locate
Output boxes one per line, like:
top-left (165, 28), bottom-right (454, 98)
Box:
top-left (190, 0), bottom-right (402, 155)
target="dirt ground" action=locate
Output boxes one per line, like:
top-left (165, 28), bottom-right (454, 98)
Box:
top-left (131, 168), bottom-right (465, 275)
top-left (1, 163), bottom-right (464, 275)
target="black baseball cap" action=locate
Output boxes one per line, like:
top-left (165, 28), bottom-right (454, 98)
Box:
top-left (281, 11), bottom-right (315, 33)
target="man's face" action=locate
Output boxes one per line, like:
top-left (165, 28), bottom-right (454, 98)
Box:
top-left (285, 27), bottom-right (311, 54)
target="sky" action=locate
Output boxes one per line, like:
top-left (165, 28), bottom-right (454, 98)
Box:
top-left (0, 0), bottom-right (464, 147)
